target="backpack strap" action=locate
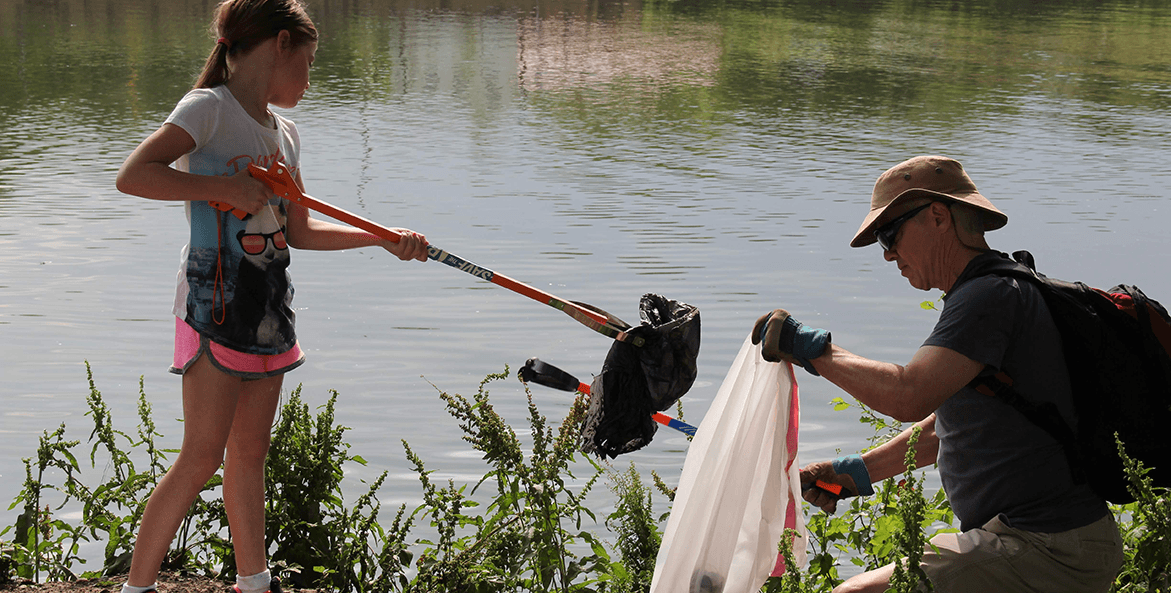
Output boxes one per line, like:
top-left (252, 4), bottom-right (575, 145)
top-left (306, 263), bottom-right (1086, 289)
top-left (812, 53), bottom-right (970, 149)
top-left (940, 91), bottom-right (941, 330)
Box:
top-left (959, 250), bottom-right (1088, 483)
top-left (968, 371), bottom-right (1086, 484)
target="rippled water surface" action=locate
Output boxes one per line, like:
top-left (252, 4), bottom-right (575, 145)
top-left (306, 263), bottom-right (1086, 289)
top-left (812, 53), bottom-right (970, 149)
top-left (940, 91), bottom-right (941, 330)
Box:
top-left (2, 0), bottom-right (1169, 572)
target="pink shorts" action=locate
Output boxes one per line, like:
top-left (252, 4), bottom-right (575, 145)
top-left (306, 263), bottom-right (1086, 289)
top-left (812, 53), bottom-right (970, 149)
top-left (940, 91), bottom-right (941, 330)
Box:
top-left (170, 318), bottom-right (305, 380)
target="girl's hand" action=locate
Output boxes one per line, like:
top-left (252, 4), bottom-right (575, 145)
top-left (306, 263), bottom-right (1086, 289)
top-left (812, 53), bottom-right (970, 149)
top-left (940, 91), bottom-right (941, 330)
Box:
top-left (384, 229), bottom-right (429, 262)
top-left (217, 168), bottom-right (274, 215)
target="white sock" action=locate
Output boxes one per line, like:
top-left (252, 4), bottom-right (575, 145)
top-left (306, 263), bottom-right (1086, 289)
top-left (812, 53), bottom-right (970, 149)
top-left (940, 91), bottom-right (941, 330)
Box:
top-left (121, 584), bottom-right (157, 593)
top-left (236, 569), bottom-right (271, 593)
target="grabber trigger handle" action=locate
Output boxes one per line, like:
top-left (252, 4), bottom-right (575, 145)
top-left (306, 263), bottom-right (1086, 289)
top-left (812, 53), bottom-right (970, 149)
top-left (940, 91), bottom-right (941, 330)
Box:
top-left (208, 200), bottom-right (248, 220)
top-left (802, 479), bottom-right (845, 497)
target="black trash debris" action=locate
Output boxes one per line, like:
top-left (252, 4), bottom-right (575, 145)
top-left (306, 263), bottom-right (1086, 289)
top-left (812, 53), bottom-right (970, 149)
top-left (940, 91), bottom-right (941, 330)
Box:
top-left (580, 293), bottom-right (701, 458)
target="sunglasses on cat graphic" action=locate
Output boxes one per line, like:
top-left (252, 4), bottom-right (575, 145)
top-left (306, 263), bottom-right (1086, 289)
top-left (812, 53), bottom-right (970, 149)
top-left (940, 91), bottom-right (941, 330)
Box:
top-left (237, 229), bottom-right (288, 255)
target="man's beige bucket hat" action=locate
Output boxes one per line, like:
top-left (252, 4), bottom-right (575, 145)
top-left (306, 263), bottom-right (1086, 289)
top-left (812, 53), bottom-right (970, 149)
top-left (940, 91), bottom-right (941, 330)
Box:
top-left (851, 155), bottom-right (1008, 248)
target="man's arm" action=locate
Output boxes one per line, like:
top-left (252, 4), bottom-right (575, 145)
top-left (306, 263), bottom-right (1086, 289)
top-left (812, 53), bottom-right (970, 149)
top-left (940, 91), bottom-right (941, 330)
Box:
top-left (813, 344), bottom-right (984, 422)
top-left (800, 415), bottom-right (939, 513)
top-left (862, 414), bottom-right (940, 481)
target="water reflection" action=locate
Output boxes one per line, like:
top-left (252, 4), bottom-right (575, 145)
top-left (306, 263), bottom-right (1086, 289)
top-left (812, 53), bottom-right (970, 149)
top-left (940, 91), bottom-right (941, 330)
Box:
top-left (517, 15), bottom-right (720, 93)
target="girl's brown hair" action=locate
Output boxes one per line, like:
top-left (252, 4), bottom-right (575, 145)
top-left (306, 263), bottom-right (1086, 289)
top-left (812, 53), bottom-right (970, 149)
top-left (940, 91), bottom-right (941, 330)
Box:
top-left (194, 0), bottom-right (318, 89)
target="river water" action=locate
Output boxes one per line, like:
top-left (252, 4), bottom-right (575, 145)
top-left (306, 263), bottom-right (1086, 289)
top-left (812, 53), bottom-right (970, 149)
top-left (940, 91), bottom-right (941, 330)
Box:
top-left (1, 0), bottom-right (1169, 575)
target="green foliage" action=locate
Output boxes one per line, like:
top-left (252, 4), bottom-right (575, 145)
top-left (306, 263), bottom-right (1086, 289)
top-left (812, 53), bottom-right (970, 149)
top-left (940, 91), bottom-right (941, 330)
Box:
top-left (1111, 435), bottom-right (1171, 593)
top-left (762, 529), bottom-right (806, 593)
top-left (828, 398), bottom-right (904, 452)
top-left (603, 464), bottom-right (663, 593)
top-left (0, 363), bottom-right (1165, 593)
top-left (81, 367), bottom-right (171, 577)
top-left (400, 366), bottom-right (617, 592)
top-left (885, 426), bottom-right (933, 593)
top-left (769, 429), bottom-right (953, 592)
top-left (0, 363), bottom-right (234, 584)
top-left (3, 424), bottom-right (85, 582)
top-left (265, 386), bottom-right (394, 592)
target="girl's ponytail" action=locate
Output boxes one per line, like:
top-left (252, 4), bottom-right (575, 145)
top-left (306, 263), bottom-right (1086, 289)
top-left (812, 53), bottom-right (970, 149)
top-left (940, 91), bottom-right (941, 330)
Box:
top-left (194, 38), bottom-right (232, 89)
top-left (192, 0), bottom-right (318, 90)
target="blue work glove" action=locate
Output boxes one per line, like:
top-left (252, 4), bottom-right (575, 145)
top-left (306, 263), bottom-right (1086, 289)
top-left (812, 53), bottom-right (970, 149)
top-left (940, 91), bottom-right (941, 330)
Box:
top-left (751, 308), bottom-right (831, 375)
top-left (799, 454), bottom-right (875, 514)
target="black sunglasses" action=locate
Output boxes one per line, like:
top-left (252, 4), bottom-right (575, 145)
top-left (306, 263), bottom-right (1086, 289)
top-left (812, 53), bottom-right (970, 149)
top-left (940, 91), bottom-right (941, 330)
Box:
top-left (874, 202), bottom-right (933, 251)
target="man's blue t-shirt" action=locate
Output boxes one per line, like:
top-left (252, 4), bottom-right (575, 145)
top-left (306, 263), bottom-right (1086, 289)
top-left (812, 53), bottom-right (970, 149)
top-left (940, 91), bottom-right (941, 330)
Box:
top-left (923, 255), bottom-right (1107, 533)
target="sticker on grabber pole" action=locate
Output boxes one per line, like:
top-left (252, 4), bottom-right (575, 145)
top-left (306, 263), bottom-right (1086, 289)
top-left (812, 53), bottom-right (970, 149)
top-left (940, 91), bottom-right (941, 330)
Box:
top-left (428, 247), bottom-right (494, 281)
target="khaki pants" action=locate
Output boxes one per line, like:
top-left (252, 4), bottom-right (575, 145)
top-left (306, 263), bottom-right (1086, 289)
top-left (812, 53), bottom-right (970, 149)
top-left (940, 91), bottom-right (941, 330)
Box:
top-left (921, 513), bottom-right (1123, 593)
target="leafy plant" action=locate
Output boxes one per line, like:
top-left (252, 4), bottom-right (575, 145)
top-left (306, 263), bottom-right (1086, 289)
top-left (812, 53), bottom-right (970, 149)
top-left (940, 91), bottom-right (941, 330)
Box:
top-left (1111, 435), bottom-right (1171, 593)
top-left (602, 463), bottom-right (663, 593)
top-left (885, 426), bottom-right (933, 592)
top-left (80, 366), bottom-right (171, 576)
top-left (3, 424), bottom-right (87, 582)
top-left (763, 528), bottom-right (806, 593)
top-left (775, 400), bottom-right (952, 593)
top-left (401, 366), bottom-right (615, 592)
top-left (0, 363), bottom-right (1164, 593)
top-left (264, 386), bottom-right (392, 591)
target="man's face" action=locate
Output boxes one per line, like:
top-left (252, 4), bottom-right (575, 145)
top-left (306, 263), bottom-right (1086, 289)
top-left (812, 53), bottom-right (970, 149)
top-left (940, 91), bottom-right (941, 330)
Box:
top-left (878, 200), bottom-right (936, 291)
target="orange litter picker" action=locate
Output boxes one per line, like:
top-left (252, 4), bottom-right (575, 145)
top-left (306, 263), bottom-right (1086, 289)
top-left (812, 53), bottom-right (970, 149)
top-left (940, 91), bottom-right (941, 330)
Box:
top-left (241, 164), bottom-right (704, 459)
top-left (241, 163), bottom-right (641, 345)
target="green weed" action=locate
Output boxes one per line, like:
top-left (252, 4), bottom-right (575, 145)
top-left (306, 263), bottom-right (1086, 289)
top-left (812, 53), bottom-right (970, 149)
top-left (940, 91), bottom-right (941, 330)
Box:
top-left (1111, 434), bottom-right (1171, 593)
top-left (0, 363), bottom-right (1165, 593)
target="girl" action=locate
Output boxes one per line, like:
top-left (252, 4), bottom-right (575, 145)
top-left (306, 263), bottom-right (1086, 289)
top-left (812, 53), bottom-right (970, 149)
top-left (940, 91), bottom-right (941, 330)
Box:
top-left (115, 2), bottom-right (428, 592)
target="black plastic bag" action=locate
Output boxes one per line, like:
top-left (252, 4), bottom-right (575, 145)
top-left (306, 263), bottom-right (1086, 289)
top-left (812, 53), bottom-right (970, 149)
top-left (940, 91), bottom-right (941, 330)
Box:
top-left (580, 293), bottom-right (701, 458)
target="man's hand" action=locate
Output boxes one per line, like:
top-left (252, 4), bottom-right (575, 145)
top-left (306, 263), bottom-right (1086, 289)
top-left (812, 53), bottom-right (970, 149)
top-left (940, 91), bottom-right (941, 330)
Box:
top-left (751, 308), bottom-right (832, 374)
top-left (753, 309), bottom-right (800, 365)
top-left (799, 455), bottom-right (874, 513)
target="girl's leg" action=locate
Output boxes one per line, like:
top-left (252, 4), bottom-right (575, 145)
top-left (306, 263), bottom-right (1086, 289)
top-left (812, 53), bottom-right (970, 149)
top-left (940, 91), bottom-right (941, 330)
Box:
top-left (127, 354), bottom-right (244, 587)
top-left (222, 373), bottom-right (283, 578)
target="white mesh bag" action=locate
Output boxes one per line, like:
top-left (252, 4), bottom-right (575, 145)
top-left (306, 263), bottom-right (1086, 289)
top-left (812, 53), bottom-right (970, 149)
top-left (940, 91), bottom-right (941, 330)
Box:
top-left (650, 336), bottom-right (806, 592)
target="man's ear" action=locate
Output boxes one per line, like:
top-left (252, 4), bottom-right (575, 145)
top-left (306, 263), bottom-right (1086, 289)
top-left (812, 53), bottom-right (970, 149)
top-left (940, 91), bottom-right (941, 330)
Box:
top-left (928, 201), bottom-right (953, 230)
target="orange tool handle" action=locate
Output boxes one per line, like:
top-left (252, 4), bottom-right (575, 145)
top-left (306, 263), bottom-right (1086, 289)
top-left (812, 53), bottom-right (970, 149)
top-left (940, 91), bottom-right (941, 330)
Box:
top-left (246, 163), bottom-right (623, 337)
top-left (208, 200), bottom-right (248, 220)
top-left (802, 479), bottom-right (844, 497)
top-left (816, 480), bottom-right (843, 496)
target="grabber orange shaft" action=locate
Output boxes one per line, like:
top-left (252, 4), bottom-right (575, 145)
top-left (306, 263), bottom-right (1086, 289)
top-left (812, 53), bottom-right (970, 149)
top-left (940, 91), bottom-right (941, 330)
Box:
top-left (246, 163), bottom-right (639, 344)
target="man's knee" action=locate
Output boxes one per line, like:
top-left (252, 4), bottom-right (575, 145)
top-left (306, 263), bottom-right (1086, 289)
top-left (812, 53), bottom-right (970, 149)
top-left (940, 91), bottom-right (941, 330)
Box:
top-left (833, 564), bottom-right (897, 593)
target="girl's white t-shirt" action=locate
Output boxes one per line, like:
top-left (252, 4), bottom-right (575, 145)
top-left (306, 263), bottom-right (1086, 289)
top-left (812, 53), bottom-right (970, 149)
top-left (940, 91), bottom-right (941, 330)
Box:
top-left (164, 85), bottom-right (301, 354)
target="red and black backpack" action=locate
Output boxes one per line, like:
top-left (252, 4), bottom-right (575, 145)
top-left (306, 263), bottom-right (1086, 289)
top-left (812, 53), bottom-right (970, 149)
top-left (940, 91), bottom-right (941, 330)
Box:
top-left (961, 250), bottom-right (1171, 504)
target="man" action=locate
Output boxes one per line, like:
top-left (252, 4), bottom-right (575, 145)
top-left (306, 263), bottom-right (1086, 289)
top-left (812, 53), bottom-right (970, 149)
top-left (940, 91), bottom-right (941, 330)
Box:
top-left (752, 156), bottom-right (1123, 592)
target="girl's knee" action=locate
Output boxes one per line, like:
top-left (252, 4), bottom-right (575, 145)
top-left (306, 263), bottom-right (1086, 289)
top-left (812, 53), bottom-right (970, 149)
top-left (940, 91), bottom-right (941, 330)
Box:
top-left (228, 434), bottom-right (272, 468)
top-left (166, 452), bottom-right (226, 490)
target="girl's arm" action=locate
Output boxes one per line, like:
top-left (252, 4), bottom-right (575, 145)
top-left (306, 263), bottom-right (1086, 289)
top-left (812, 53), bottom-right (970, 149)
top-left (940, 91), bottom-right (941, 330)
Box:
top-left (115, 123), bottom-right (272, 215)
top-left (284, 170), bottom-right (429, 261)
